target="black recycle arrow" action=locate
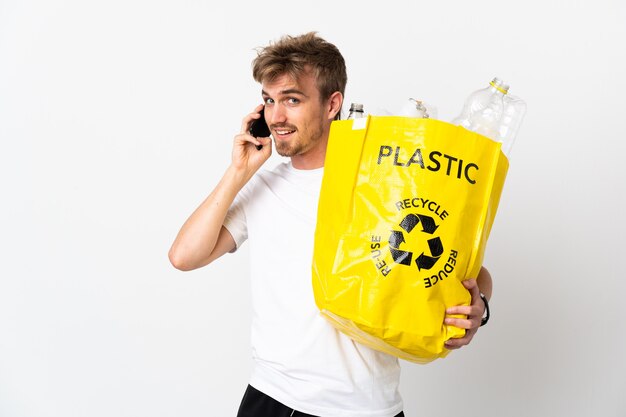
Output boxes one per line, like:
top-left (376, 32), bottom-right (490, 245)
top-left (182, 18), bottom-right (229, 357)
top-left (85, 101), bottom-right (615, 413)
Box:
top-left (415, 237), bottom-right (444, 271)
top-left (400, 213), bottom-right (439, 235)
top-left (389, 230), bottom-right (412, 265)
top-left (389, 230), bottom-right (405, 248)
top-left (400, 214), bottom-right (419, 233)
top-left (416, 214), bottom-right (439, 234)
top-left (390, 248), bottom-right (412, 266)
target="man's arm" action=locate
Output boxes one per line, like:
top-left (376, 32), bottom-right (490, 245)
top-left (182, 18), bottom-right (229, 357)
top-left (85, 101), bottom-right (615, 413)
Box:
top-left (443, 266), bottom-right (492, 350)
top-left (168, 105), bottom-right (272, 271)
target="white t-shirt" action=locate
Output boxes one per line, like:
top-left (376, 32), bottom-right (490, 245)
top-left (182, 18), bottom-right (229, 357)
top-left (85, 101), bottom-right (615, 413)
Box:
top-left (224, 162), bottom-right (403, 417)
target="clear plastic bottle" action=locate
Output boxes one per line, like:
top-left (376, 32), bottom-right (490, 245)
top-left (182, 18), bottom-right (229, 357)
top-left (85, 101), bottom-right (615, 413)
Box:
top-left (399, 98), bottom-right (430, 118)
top-left (347, 103), bottom-right (365, 119)
top-left (452, 77), bottom-right (526, 156)
top-left (498, 94), bottom-right (527, 156)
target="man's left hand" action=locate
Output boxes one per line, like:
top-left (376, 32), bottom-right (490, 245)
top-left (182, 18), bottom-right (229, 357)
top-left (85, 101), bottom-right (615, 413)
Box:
top-left (443, 278), bottom-right (486, 350)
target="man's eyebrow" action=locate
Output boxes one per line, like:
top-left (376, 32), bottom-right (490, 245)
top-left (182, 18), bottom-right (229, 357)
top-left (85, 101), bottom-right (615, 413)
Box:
top-left (261, 89), bottom-right (308, 97)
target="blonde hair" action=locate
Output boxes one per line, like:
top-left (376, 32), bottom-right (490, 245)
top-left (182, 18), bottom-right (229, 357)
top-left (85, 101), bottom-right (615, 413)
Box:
top-left (252, 32), bottom-right (347, 109)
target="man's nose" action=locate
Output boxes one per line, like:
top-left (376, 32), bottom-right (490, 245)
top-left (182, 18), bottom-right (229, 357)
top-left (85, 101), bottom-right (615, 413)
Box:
top-left (268, 104), bottom-right (287, 125)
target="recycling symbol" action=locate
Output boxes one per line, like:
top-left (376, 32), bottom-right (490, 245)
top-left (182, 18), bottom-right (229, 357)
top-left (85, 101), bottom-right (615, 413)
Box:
top-left (389, 213), bottom-right (444, 270)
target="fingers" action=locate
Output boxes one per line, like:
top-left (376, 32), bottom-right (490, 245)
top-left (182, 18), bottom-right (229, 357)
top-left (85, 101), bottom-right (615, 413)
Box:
top-left (445, 304), bottom-right (482, 318)
top-left (444, 328), bottom-right (477, 350)
top-left (445, 296), bottom-right (483, 329)
top-left (255, 136), bottom-right (272, 153)
top-left (443, 278), bottom-right (485, 350)
top-left (233, 135), bottom-right (272, 162)
top-left (465, 280), bottom-right (481, 308)
top-left (463, 278), bottom-right (480, 298)
top-left (445, 305), bottom-right (472, 316)
top-left (231, 105), bottom-right (272, 172)
top-left (444, 316), bottom-right (473, 329)
top-left (445, 301), bottom-right (481, 330)
top-left (445, 279), bottom-right (483, 316)
top-left (234, 132), bottom-right (263, 149)
top-left (240, 104), bottom-right (265, 134)
top-left (231, 133), bottom-right (272, 174)
top-left (444, 310), bottom-right (481, 331)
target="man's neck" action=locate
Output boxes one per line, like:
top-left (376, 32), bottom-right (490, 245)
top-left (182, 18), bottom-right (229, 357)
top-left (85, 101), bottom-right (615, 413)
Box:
top-left (290, 140), bottom-right (328, 169)
top-left (290, 155), bottom-right (325, 170)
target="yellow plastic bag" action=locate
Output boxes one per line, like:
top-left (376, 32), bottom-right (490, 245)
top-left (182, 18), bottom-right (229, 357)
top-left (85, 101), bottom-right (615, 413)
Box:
top-left (312, 116), bottom-right (508, 363)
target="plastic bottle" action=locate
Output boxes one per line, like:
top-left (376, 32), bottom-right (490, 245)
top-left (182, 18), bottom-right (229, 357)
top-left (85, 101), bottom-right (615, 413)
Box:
top-left (452, 77), bottom-right (526, 156)
top-left (347, 103), bottom-right (365, 119)
top-left (498, 94), bottom-right (527, 156)
top-left (399, 98), bottom-right (430, 118)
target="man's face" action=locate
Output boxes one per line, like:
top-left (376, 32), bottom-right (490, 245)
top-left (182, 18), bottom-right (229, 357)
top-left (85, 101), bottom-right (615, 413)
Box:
top-left (261, 71), bottom-right (330, 159)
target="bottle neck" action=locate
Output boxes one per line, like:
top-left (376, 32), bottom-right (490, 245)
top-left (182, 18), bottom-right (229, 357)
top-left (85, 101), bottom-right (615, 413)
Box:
top-left (348, 110), bottom-right (364, 119)
top-left (489, 81), bottom-right (508, 95)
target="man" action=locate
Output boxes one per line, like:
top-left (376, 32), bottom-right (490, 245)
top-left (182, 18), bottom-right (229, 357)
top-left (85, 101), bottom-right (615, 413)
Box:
top-left (169, 32), bottom-right (491, 417)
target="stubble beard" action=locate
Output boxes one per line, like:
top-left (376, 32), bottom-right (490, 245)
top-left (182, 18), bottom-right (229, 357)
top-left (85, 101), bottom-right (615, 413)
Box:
top-left (273, 120), bottom-right (325, 158)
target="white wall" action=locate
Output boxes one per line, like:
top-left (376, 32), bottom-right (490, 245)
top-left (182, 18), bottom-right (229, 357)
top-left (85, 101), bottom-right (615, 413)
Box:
top-left (1, 1), bottom-right (624, 416)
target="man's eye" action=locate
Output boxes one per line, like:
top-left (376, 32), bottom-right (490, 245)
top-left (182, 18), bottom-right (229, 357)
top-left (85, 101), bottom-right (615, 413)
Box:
top-left (287, 98), bottom-right (300, 104)
top-left (264, 97), bottom-right (274, 104)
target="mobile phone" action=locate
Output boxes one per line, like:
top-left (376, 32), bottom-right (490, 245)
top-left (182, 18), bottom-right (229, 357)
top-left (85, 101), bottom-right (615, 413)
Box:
top-left (250, 106), bottom-right (271, 150)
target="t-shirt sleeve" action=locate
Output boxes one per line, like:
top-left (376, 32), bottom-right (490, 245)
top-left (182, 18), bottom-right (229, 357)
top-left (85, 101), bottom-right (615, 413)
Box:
top-left (223, 177), bottom-right (255, 250)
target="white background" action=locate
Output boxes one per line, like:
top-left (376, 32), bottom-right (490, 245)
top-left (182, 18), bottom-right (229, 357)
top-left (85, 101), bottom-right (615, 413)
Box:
top-left (1, 1), bottom-right (625, 416)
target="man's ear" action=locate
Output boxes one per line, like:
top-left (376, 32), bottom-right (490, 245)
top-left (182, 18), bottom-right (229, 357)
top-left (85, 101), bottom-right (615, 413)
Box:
top-left (326, 91), bottom-right (343, 121)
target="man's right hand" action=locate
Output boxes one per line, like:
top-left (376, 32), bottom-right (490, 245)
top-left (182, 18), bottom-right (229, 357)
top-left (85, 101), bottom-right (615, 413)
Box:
top-left (231, 104), bottom-right (272, 182)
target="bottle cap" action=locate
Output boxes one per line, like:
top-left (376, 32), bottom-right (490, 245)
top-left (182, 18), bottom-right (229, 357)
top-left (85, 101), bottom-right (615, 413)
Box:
top-left (407, 98), bottom-right (429, 118)
top-left (490, 77), bottom-right (510, 94)
top-left (349, 103), bottom-right (364, 112)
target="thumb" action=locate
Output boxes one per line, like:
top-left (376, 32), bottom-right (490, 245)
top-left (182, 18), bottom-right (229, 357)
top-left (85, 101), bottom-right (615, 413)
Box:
top-left (462, 278), bottom-right (477, 290)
